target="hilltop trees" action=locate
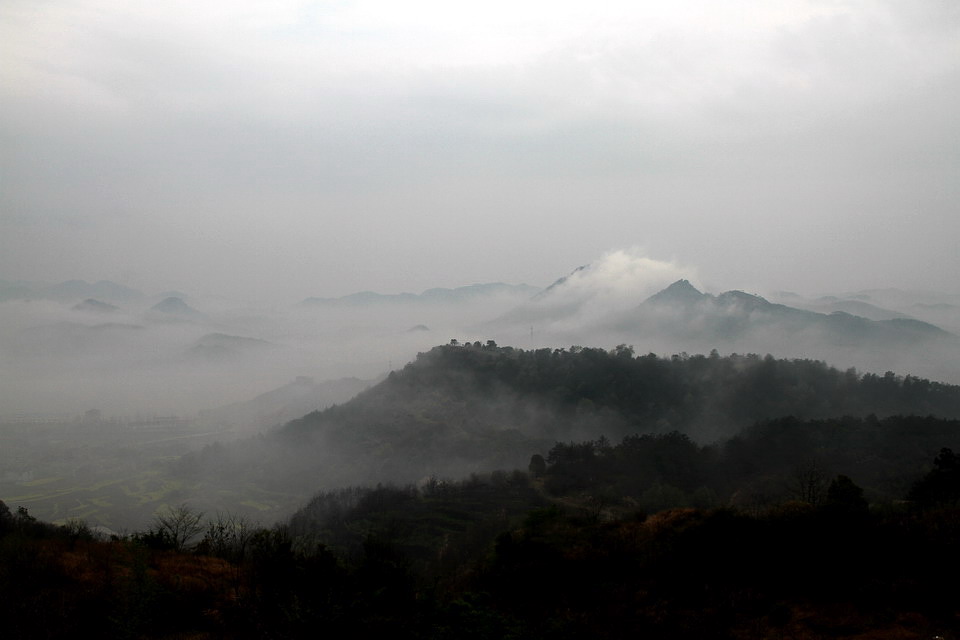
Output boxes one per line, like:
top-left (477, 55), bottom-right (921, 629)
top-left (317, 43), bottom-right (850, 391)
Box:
top-left (908, 448), bottom-right (960, 508)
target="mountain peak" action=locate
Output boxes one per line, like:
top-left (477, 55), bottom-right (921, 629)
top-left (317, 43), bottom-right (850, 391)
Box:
top-left (73, 298), bottom-right (119, 313)
top-left (644, 279), bottom-right (705, 305)
top-left (533, 265), bottom-right (589, 300)
top-left (715, 290), bottom-right (771, 311)
top-left (149, 296), bottom-right (202, 317)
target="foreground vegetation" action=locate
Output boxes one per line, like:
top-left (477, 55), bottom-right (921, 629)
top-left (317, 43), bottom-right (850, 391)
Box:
top-left (4, 434), bottom-right (960, 639)
top-left (5, 344), bottom-right (960, 637)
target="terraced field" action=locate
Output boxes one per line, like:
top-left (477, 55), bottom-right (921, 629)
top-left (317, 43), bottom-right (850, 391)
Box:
top-left (0, 420), bottom-right (293, 532)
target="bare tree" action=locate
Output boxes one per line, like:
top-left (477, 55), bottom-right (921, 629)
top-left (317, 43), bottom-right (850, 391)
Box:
top-left (154, 503), bottom-right (204, 551)
top-left (789, 459), bottom-right (828, 506)
top-left (200, 511), bottom-right (256, 561)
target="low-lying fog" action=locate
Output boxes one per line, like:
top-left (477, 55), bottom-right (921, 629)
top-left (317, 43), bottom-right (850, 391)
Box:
top-left (2, 251), bottom-right (959, 425)
top-left (0, 289), bottom-right (534, 420)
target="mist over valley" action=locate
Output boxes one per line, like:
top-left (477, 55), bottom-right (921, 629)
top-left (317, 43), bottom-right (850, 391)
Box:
top-left (3, 1), bottom-right (959, 634)
top-left (3, 252), bottom-right (960, 535)
top-left (4, 253), bottom-right (959, 424)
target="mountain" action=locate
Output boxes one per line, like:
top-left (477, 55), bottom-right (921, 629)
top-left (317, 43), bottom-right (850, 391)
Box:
top-left (632, 280), bottom-right (954, 347)
top-left (178, 343), bottom-right (960, 507)
top-left (804, 297), bottom-right (910, 322)
top-left (487, 256), bottom-right (711, 332)
top-left (532, 265), bottom-right (588, 300)
top-left (146, 296), bottom-right (204, 321)
top-left (845, 287), bottom-right (960, 308)
top-left (488, 270), bottom-right (958, 383)
top-left (420, 282), bottom-right (540, 302)
top-left (302, 282), bottom-right (538, 307)
top-left (198, 376), bottom-right (372, 435)
top-left (303, 290), bottom-right (419, 306)
top-left (0, 279), bottom-right (143, 303)
top-left (486, 267), bottom-right (599, 328)
top-left (185, 333), bottom-right (275, 361)
top-left (154, 290), bottom-right (192, 301)
top-left (643, 278), bottom-right (706, 306)
top-left (72, 298), bottom-right (120, 314)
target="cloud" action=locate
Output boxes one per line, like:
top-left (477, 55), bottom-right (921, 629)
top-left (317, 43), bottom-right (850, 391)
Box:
top-left (0, 0), bottom-right (958, 300)
top-left (551, 249), bottom-right (695, 303)
top-left (492, 249), bottom-right (698, 337)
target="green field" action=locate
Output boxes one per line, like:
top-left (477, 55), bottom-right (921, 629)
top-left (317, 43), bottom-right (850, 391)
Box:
top-left (0, 421), bottom-right (297, 531)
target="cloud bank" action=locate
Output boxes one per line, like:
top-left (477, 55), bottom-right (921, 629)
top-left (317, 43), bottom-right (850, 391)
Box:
top-left (1, 0), bottom-right (958, 302)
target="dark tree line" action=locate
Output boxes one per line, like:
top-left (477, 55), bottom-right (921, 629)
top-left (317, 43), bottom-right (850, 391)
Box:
top-left (4, 427), bottom-right (960, 638)
top-left (539, 415), bottom-right (960, 510)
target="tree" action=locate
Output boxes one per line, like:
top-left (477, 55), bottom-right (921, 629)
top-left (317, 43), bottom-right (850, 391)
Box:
top-left (790, 459), bottom-right (828, 506)
top-left (153, 503), bottom-right (204, 551)
top-left (198, 511), bottom-right (256, 561)
top-left (824, 475), bottom-right (868, 514)
top-left (908, 448), bottom-right (960, 508)
top-left (528, 454), bottom-right (547, 478)
top-left (14, 505), bottom-right (38, 533)
top-left (612, 344), bottom-right (635, 358)
top-left (0, 499), bottom-right (11, 534)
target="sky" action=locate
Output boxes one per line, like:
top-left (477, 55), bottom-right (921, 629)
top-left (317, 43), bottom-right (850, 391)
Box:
top-left (2, 0), bottom-right (958, 303)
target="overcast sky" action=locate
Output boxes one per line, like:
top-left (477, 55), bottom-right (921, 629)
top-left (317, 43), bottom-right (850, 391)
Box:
top-left (2, 0), bottom-right (958, 302)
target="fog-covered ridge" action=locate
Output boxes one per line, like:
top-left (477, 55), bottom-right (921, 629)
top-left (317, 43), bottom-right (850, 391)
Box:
top-left (302, 282), bottom-right (540, 306)
top-left (166, 343), bottom-right (960, 526)
top-left (3, 258), bottom-right (960, 421)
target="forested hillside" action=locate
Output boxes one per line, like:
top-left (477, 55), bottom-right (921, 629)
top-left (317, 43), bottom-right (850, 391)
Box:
top-left (293, 343), bottom-right (960, 445)
top-left (174, 343), bottom-right (960, 518)
top-left (7, 342), bottom-right (960, 637)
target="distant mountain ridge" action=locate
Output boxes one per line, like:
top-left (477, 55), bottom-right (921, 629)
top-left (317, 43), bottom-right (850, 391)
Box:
top-left (0, 279), bottom-right (143, 303)
top-left (805, 298), bottom-right (910, 322)
top-left (533, 265), bottom-right (588, 300)
top-left (492, 274), bottom-right (954, 342)
top-left (72, 298), bottom-right (120, 313)
top-left (632, 280), bottom-right (954, 345)
top-left (199, 375), bottom-right (372, 434)
top-left (185, 333), bottom-right (275, 361)
top-left (146, 296), bottom-right (204, 321)
top-left (302, 282), bottom-right (538, 306)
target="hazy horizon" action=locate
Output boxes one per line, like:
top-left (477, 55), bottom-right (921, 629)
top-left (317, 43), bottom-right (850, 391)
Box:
top-left (5, 245), bottom-right (960, 306)
top-left (2, 246), bottom-right (959, 420)
top-left (2, 0), bottom-right (959, 420)
top-left (3, 1), bottom-right (958, 303)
